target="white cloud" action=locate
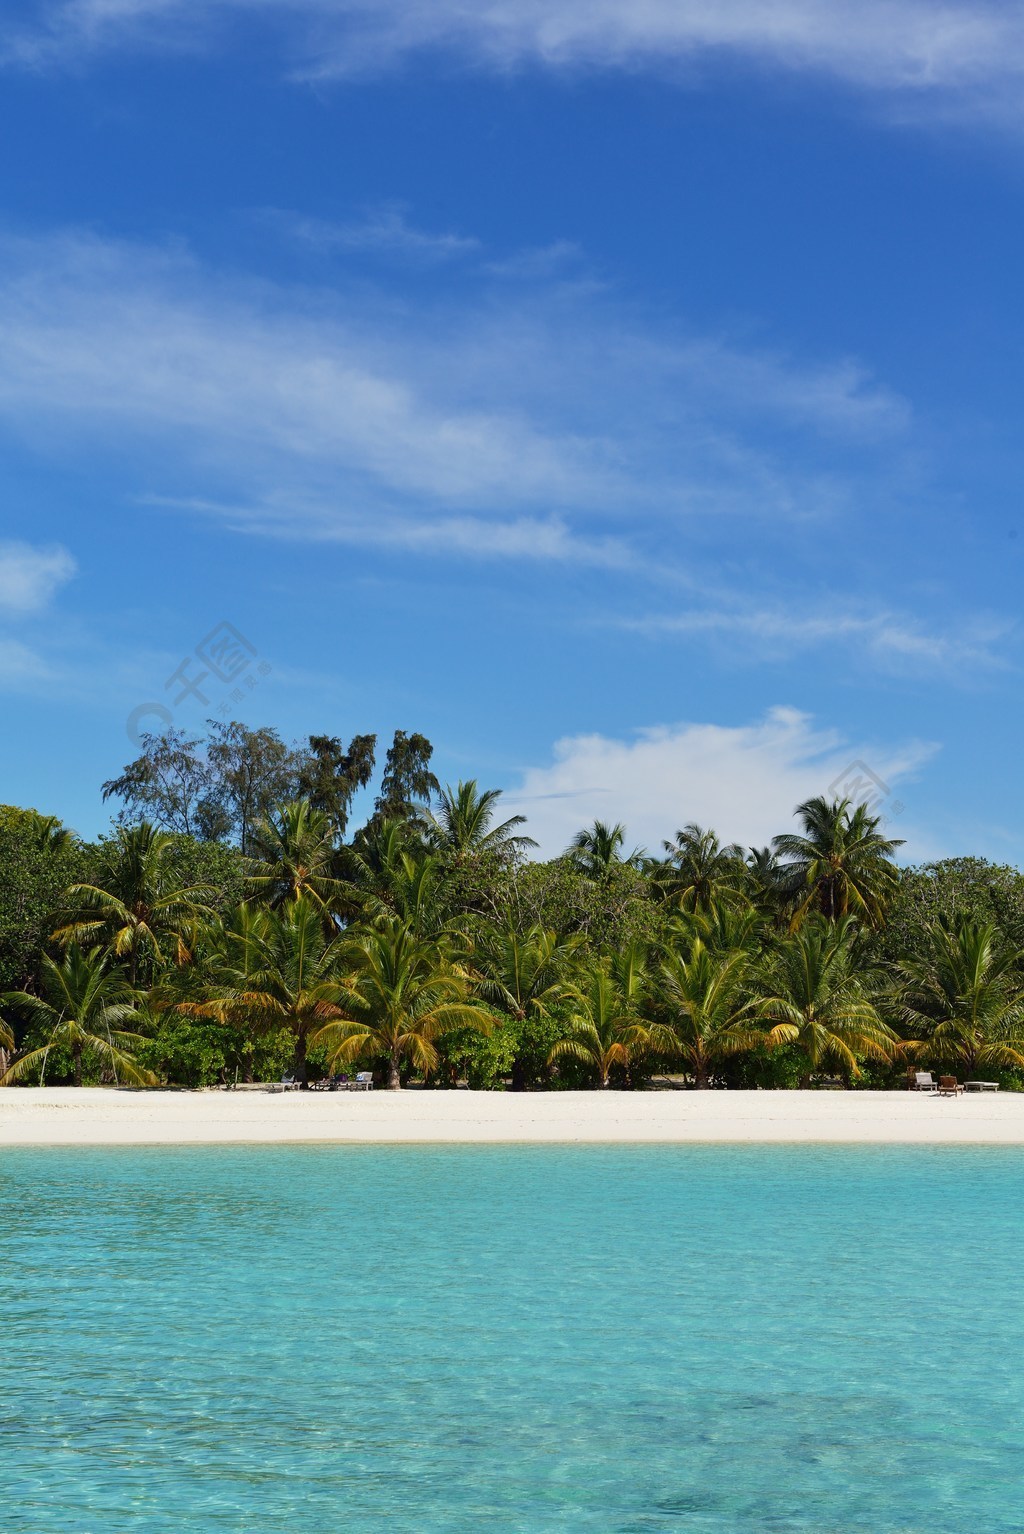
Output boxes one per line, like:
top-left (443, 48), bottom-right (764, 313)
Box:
top-left (0, 228), bottom-right (992, 677)
top-left (504, 706), bottom-right (938, 858)
top-left (0, 540), bottom-right (76, 614)
top-left (0, 637), bottom-right (55, 685)
top-left (7, 0), bottom-right (1024, 122)
top-left (0, 228), bottom-right (906, 530)
top-left (625, 604), bottom-right (1012, 672)
top-left (279, 205), bottom-right (481, 262)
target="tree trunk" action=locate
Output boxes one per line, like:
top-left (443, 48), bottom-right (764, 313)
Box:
top-left (294, 1029), bottom-right (308, 1087)
top-left (388, 1052), bottom-right (402, 1090)
top-left (798, 1072), bottom-right (812, 1089)
top-left (694, 1065), bottom-right (710, 1089)
top-left (73, 1041), bottom-right (83, 1089)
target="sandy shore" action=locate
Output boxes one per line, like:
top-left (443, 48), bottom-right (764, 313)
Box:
top-left (2, 1087), bottom-right (1024, 1145)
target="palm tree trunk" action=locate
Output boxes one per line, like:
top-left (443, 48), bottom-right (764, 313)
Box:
top-left (73, 1041), bottom-right (83, 1089)
top-left (388, 1051), bottom-right (401, 1090)
top-left (294, 1029), bottom-right (308, 1087)
top-left (694, 1064), bottom-right (710, 1089)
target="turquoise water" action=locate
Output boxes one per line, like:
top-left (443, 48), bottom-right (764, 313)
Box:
top-left (3, 1146), bottom-right (1024, 1531)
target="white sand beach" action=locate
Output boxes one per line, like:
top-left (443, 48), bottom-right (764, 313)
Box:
top-left (2, 1087), bottom-right (1024, 1145)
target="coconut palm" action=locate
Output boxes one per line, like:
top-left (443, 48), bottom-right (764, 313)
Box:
top-left (744, 845), bottom-right (788, 924)
top-left (669, 893), bottom-right (763, 959)
top-left (313, 918), bottom-right (491, 1089)
top-left (1, 945), bottom-right (153, 1086)
top-left (654, 825), bottom-right (746, 912)
top-left (55, 822), bottom-right (216, 984)
top-left (549, 959), bottom-right (651, 1088)
top-left (426, 780), bottom-right (536, 862)
top-left (753, 917), bottom-right (897, 1086)
top-left (247, 799), bottom-right (342, 912)
top-left (890, 918), bottom-right (1024, 1077)
top-left (0, 1018), bottom-right (13, 1079)
top-left (24, 810), bottom-right (75, 853)
top-left (341, 818), bottom-right (445, 937)
top-left (565, 821), bottom-right (643, 881)
top-left (655, 939), bottom-right (759, 1088)
top-left (773, 796), bottom-right (902, 928)
top-left (470, 923), bottom-right (581, 1022)
top-left (185, 896), bottom-right (348, 1084)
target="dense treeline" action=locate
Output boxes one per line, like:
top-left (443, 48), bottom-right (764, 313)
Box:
top-left (4, 720), bottom-right (1024, 1091)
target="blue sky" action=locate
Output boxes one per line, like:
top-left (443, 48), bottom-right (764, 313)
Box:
top-left (1, 0), bottom-right (1023, 860)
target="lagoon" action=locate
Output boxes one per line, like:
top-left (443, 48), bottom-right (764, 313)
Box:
top-left (3, 1145), bottom-right (1023, 1531)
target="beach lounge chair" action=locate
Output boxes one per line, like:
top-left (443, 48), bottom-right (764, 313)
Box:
top-left (353, 1071), bottom-right (374, 1091)
top-left (938, 1076), bottom-right (963, 1096)
top-left (279, 1073), bottom-right (301, 1091)
top-left (912, 1071), bottom-right (938, 1093)
top-left (328, 1074), bottom-right (351, 1091)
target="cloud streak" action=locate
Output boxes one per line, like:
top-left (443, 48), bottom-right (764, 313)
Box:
top-left (7, 0), bottom-right (1024, 122)
top-left (0, 226), bottom-right (988, 678)
top-left (0, 227), bottom-right (906, 527)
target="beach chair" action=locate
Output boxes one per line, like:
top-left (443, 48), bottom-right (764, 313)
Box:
top-left (938, 1076), bottom-right (963, 1096)
top-left (912, 1071), bottom-right (938, 1093)
top-left (279, 1073), bottom-right (301, 1091)
top-left (327, 1074), bottom-right (351, 1091)
top-left (353, 1071), bottom-right (374, 1091)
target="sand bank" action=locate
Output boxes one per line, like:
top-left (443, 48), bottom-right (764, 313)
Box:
top-left (2, 1086), bottom-right (1024, 1145)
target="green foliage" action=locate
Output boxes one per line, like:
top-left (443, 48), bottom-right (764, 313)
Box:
top-left (509, 859), bottom-right (661, 950)
top-left (874, 859), bottom-right (1024, 966)
top-left (433, 1014), bottom-right (518, 1089)
top-left (138, 1015), bottom-right (295, 1088)
top-left (0, 805), bottom-right (86, 993)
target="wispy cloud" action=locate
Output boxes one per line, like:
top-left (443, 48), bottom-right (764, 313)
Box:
top-left (0, 540), bottom-right (76, 614)
top-left (504, 706), bottom-right (940, 858)
top-left (7, 1), bottom-right (1024, 123)
top-left (0, 227), bottom-right (907, 526)
top-left (276, 204), bottom-right (481, 263)
top-left (624, 604), bottom-right (1013, 673)
top-left (0, 636), bottom-right (56, 686)
top-left (0, 225), bottom-right (991, 678)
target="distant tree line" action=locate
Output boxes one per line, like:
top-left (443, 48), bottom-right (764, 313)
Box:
top-left (3, 718), bottom-right (1024, 1092)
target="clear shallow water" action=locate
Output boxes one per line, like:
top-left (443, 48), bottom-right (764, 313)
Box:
top-left (2, 1145), bottom-right (1024, 1532)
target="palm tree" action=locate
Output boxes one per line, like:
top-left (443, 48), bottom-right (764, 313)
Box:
top-left (426, 781), bottom-right (536, 862)
top-left (654, 825), bottom-right (746, 912)
top-left (669, 893), bottom-right (763, 959)
top-left (0, 1012), bottom-right (14, 1074)
top-left (753, 917), bottom-right (897, 1086)
top-left (773, 796), bottom-right (902, 928)
top-left (470, 923), bottom-right (580, 1022)
top-left (341, 817), bottom-right (445, 936)
top-left (247, 799), bottom-right (342, 912)
top-left (744, 846), bottom-right (788, 924)
top-left (891, 918), bottom-right (1024, 1078)
top-left (24, 810), bottom-right (75, 853)
top-left (1, 946), bottom-right (153, 1086)
top-left (55, 822), bottom-right (216, 985)
top-left (655, 939), bottom-right (759, 1088)
top-left (549, 960), bottom-right (651, 1088)
top-left (565, 821), bottom-right (643, 881)
top-left (185, 896), bottom-right (349, 1084)
top-left (313, 918), bottom-right (491, 1089)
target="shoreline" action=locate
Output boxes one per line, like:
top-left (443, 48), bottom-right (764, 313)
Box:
top-left (3, 1087), bottom-right (1024, 1146)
